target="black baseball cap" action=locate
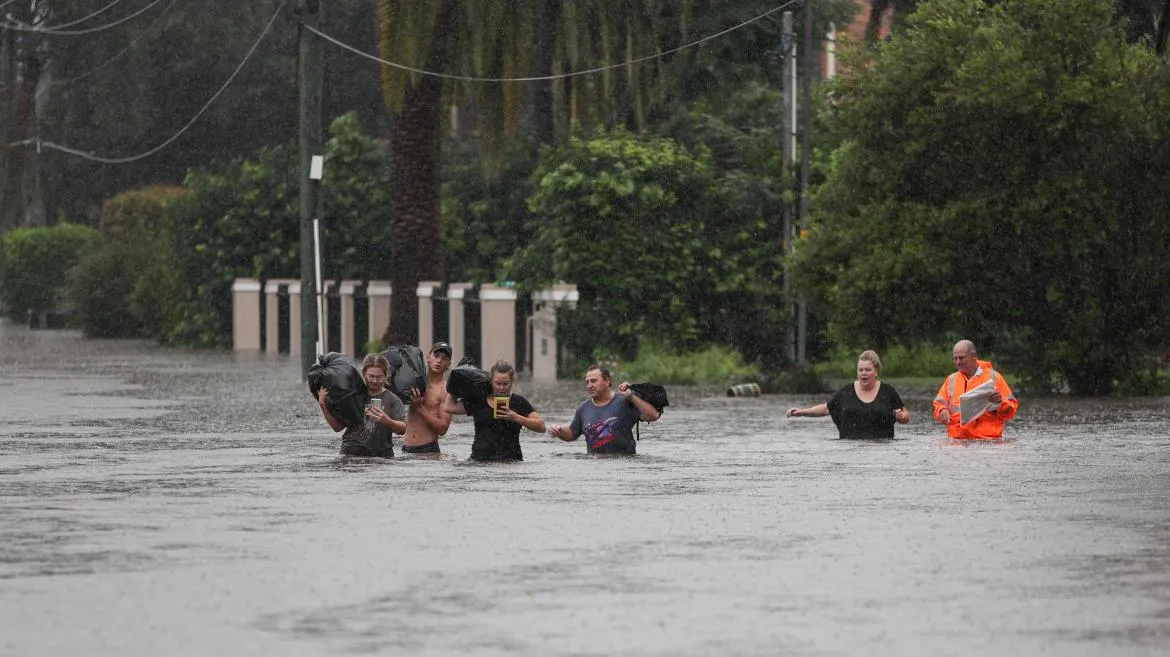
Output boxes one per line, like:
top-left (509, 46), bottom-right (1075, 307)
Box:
top-left (430, 341), bottom-right (452, 356)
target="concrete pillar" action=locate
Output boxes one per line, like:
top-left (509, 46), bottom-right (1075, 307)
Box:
top-left (447, 283), bottom-right (474, 364)
top-left (367, 280), bottom-right (391, 347)
top-left (264, 278), bottom-right (294, 355)
top-left (531, 284), bottom-right (578, 381)
top-left (417, 280), bottom-right (441, 349)
top-left (480, 284), bottom-right (517, 368)
top-left (232, 278), bottom-right (262, 351)
top-left (288, 281), bottom-right (302, 358)
top-left (339, 280), bottom-right (360, 356)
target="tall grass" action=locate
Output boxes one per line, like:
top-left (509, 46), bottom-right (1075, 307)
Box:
top-left (598, 343), bottom-right (760, 385)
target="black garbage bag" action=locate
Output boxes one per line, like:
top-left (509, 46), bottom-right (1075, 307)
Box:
top-left (629, 383), bottom-right (669, 414)
top-left (381, 344), bottom-right (427, 404)
top-left (307, 352), bottom-right (369, 428)
top-left (447, 357), bottom-right (491, 403)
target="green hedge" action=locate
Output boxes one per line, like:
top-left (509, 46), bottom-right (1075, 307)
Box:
top-left (0, 223), bottom-right (101, 322)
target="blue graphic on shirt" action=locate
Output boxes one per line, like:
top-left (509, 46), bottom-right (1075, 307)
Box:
top-left (585, 416), bottom-right (622, 450)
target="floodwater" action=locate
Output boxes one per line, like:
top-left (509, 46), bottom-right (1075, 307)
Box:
top-left (1, 323), bottom-right (1168, 657)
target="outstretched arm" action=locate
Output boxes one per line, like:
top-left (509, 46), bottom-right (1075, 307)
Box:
top-left (548, 422), bottom-right (577, 442)
top-left (786, 403), bottom-right (829, 418)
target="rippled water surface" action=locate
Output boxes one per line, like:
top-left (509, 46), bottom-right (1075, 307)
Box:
top-left (1, 323), bottom-right (1168, 657)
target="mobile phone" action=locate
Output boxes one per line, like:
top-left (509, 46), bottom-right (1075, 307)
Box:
top-left (370, 398), bottom-right (382, 412)
top-left (492, 395), bottom-right (510, 419)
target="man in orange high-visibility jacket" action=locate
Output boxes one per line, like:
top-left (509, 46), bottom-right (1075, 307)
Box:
top-left (933, 339), bottom-right (1018, 439)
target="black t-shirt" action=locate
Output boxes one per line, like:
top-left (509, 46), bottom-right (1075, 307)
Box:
top-left (463, 393), bottom-right (536, 461)
top-left (826, 382), bottom-right (904, 439)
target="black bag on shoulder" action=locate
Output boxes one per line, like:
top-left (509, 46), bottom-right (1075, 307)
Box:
top-left (380, 344), bottom-right (427, 404)
top-left (628, 382), bottom-right (668, 441)
top-left (447, 356), bottom-right (491, 403)
top-left (307, 352), bottom-right (369, 428)
top-left (629, 383), bottom-right (669, 413)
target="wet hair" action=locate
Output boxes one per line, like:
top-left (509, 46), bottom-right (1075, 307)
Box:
top-left (585, 362), bottom-right (612, 382)
top-left (361, 353), bottom-right (390, 375)
top-left (858, 350), bottom-right (882, 374)
top-left (490, 360), bottom-right (516, 378)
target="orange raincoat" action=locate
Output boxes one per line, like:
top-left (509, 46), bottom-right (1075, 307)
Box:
top-left (933, 359), bottom-right (1018, 439)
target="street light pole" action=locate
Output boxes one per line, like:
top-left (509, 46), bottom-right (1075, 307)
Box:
top-left (797, 0), bottom-right (813, 366)
top-left (781, 11), bottom-right (797, 366)
top-left (297, 0), bottom-right (324, 377)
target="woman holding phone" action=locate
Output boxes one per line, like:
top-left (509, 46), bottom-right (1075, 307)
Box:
top-left (318, 353), bottom-right (407, 458)
top-left (442, 360), bottom-right (546, 461)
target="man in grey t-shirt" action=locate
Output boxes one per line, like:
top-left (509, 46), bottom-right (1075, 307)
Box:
top-left (548, 363), bottom-right (660, 455)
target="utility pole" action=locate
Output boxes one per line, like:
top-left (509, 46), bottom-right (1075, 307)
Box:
top-left (781, 11), bottom-right (797, 366)
top-left (797, 0), bottom-right (814, 366)
top-left (297, 0), bottom-right (324, 377)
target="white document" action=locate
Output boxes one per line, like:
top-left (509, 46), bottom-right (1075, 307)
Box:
top-left (958, 380), bottom-right (997, 426)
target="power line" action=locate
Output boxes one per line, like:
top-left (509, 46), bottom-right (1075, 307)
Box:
top-left (37, 0), bottom-right (186, 97)
top-left (33, 0), bottom-right (288, 164)
top-left (2, 0), bottom-right (164, 36)
top-left (35, 0), bottom-right (126, 31)
top-left (303, 0), bottom-right (801, 83)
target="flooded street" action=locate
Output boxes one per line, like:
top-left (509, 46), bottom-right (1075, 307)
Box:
top-left (1, 322), bottom-right (1168, 656)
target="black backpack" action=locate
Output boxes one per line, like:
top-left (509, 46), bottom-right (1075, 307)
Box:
top-left (628, 382), bottom-right (669, 440)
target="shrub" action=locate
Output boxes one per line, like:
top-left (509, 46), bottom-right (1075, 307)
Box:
top-left (67, 186), bottom-right (188, 339)
top-left (0, 223), bottom-right (101, 322)
top-left (167, 113), bottom-right (391, 348)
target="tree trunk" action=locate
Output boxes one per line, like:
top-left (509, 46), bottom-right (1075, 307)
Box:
top-left (526, 0), bottom-right (561, 143)
top-left (865, 0), bottom-right (895, 43)
top-left (1117, 0), bottom-right (1157, 42)
top-left (1156, 0), bottom-right (1170, 55)
top-left (0, 11), bottom-right (47, 236)
top-left (381, 1), bottom-right (453, 346)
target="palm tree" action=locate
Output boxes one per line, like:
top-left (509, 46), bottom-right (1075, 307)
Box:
top-left (375, 0), bottom-right (688, 345)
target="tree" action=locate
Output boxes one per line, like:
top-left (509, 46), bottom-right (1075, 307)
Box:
top-left (798, 0), bottom-right (1170, 393)
top-left (871, 0), bottom-right (1166, 44)
top-left (374, 0), bottom-right (703, 345)
top-left (507, 129), bottom-right (718, 360)
top-left (0, 0), bottom-right (49, 234)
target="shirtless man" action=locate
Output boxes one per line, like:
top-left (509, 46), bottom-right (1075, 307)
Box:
top-left (402, 342), bottom-right (453, 454)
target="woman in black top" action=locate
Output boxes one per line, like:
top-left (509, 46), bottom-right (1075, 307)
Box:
top-left (442, 360), bottom-right (546, 461)
top-left (786, 350), bottom-right (910, 439)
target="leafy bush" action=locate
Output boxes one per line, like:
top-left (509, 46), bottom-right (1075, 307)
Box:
top-left (167, 113), bottom-right (392, 348)
top-left (442, 137), bottom-right (542, 283)
top-left (67, 186), bottom-right (187, 338)
top-left (509, 128), bottom-right (719, 361)
top-left (799, 0), bottom-right (1170, 394)
top-left (0, 223), bottom-right (101, 321)
top-left (624, 342), bottom-right (761, 386)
